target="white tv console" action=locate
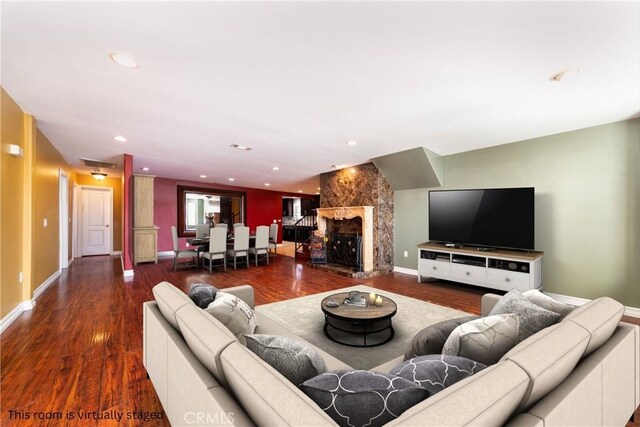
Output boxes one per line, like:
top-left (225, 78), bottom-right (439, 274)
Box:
top-left (417, 242), bottom-right (543, 292)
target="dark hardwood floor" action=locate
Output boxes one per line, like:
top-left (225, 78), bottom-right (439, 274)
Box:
top-left (1, 254), bottom-right (638, 426)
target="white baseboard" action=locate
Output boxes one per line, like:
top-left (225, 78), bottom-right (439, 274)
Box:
top-left (393, 266), bottom-right (419, 276)
top-left (33, 270), bottom-right (61, 301)
top-left (112, 250), bottom-right (122, 256)
top-left (546, 292), bottom-right (639, 318)
top-left (120, 254), bottom-right (135, 278)
top-left (0, 271), bottom-right (59, 334)
top-left (157, 251), bottom-right (174, 258)
top-left (68, 257), bottom-right (74, 266)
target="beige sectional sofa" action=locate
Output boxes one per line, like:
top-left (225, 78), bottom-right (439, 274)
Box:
top-left (143, 282), bottom-right (640, 426)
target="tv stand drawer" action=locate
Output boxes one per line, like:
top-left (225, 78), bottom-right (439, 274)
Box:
top-left (419, 259), bottom-right (451, 278)
top-left (486, 269), bottom-right (530, 292)
top-left (451, 263), bottom-right (486, 284)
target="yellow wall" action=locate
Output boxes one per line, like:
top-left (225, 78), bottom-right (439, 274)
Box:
top-left (32, 128), bottom-right (73, 291)
top-left (74, 174), bottom-right (123, 251)
top-left (1, 88), bottom-right (26, 318)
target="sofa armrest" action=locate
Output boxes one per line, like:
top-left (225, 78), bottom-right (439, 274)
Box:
top-left (223, 285), bottom-right (255, 309)
top-left (481, 293), bottom-right (502, 316)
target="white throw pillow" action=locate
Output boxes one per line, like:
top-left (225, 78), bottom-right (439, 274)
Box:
top-left (206, 292), bottom-right (258, 345)
top-left (522, 289), bottom-right (576, 319)
top-left (442, 314), bottom-right (520, 365)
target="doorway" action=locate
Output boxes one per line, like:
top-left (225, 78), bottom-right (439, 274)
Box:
top-left (59, 170), bottom-right (69, 268)
top-left (79, 187), bottom-right (113, 256)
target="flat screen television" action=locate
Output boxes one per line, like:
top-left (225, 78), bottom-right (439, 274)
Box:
top-left (428, 187), bottom-right (534, 250)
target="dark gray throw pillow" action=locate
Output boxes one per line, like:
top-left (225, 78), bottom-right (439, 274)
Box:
top-left (300, 370), bottom-right (430, 427)
top-left (245, 334), bottom-right (327, 386)
top-left (188, 283), bottom-right (218, 309)
top-left (390, 354), bottom-right (486, 396)
top-left (404, 315), bottom-right (480, 360)
top-left (489, 289), bottom-right (561, 342)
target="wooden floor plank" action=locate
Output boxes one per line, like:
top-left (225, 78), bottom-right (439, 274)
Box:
top-left (1, 254), bottom-right (638, 426)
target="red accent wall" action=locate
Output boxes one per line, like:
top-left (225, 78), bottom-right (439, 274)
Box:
top-left (122, 154), bottom-right (134, 271)
top-left (154, 177), bottom-right (315, 252)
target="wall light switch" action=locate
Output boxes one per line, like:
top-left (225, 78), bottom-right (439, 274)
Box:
top-left (43, 218), bottom-right (48, 227)
top-left (403, 251), bottom-right (409, 258)
top-left (19, 272), bottom-right (23, 283)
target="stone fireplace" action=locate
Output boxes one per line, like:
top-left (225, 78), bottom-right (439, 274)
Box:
top-left (316, 206), bottom-right (373, 272)
top-left (318, 163), bottom-right (394, 274)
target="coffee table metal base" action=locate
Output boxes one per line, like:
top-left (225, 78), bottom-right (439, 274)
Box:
top-left (323, 315), bottom-right (395, 347)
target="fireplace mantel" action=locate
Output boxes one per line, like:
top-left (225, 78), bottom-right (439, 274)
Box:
top-left (316, 206), bottom-right (374, 272)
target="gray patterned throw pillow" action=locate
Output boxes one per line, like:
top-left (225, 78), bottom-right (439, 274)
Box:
top-left (300, 370), bottom-right (430, 427)
top-left (489, 289), bottom-right (561, 342)
top-left (442, 314), bottom-right (520, 365)
top-left (188, 283), bottom-right (218, 308)
top-left (245, 334), bottom-right (327, 386)
top-left (522, 289), bottom-right (576, 319)
top-left (389, 354), bottom-right (486, 396)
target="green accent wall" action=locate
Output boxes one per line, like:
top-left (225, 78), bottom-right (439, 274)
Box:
top-left (394, 118), bottom-right (640, 307)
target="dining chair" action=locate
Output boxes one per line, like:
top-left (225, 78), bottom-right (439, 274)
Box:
top-left (268, 223), bottom-right (279, 257)
top-left (195, 224), bottom-right (210, 239)
top-left (227, 226), bottom-right (250, 270)
top-left (171, 226), bottom-right (198, 271)
top-left (201, 227), bottom-right (227, 273)
top-left (215, 223), bottom-right (228, 228)
top-left (233, 222), bottom-right (244, 228)
top-left (249, 225), bottom-right (270, 266)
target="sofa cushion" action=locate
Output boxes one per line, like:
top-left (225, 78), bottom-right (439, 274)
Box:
top-left (499, 321), bottom-right (590, 411)
top-left (404, 315), bottom-right (480, 360)
top-left (389, 354), bottom-right (486, 396)
top-left (562, 296), bottom-right (624, 356)
top-left (220, 342), bottom-right (337, 426)
top-left (188, 283), bottom-right (218, 309)
top-left (442, 314), bottom-right (520, 365)
top-left (300, 370), bottom-right (430, 427)
top-left (152, 281), bottom-right (194, 331)
top-left (245, 334), bottom-right (328, 386)
top-left (175, 304), bottom-right (237, 384)
top-left (522, 289), bottom-right (576, 319)
top-left (489, 289), bottom-right (561, 342)
top-left (206, 292), bottom-right (258, 345)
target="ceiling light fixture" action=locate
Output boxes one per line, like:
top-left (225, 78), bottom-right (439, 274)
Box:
top-left (91, 172), bottom-right (107, 181)
top-left (272, 166), bottom-right (280, 171)
top-left (264, 183), bottom-right (271, 187)
top-left (109, 53), bottom-right (139, 69)
top-left (141, 167), bottom-right (149, 171)
top-left (200, 175), bottom-right (207, 178)
top-left (549, 68), bottom-right (578, 82)
top-left (228, 178), bottom-right (235, 181)
top-left (346, 140), bottom-right (358, 146)
top-left (113, 135), bottom-right (127, 142)
top-left (230, 144), bottom-right (252, 151)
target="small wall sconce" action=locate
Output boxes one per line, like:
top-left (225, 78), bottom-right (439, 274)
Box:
top-left (91, 172), bottom-right (107, 181)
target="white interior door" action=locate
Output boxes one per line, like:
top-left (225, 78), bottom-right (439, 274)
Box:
top-left (59, 171), bottom-right (69, 268)
top-left (81, 188), bottom-right (112, 256)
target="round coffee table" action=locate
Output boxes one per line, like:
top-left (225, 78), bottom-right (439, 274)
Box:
top-left (321, 291), bottom-right (397, 347)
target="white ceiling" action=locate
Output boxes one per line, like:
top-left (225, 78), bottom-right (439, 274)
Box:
top-left (2, 1), bottom-right (639, 193)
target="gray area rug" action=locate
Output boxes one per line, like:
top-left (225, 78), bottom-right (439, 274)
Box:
top-left (255, 285), bottom-right (471, 370)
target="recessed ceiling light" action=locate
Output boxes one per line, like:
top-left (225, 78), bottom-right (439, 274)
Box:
top-left (264, 183), bottom-right (271, 187)
top-left (228, 178), bottom-right (235, 181)
top-left (549, 68), bottom-right (578, 82)
top-left (109, 53), bottom-right (139, 69)
top-left (141, 167), bottom-right (149, 171)
top-left (199, 175), bottom-right (207, 178)
top-left (346, 140), bottom-right (358, 146)
top-left (317, 187), bottom-right (321, 190)
top-left (272, 166), bottom-right (280, 171)
top-left (113, 135), bottom-right (127, 142)
top-left (230, 144), bottom-right (252, 151)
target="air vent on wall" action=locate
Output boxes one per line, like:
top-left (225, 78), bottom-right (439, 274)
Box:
top-left (80, 158), bottom-right (117, 169)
